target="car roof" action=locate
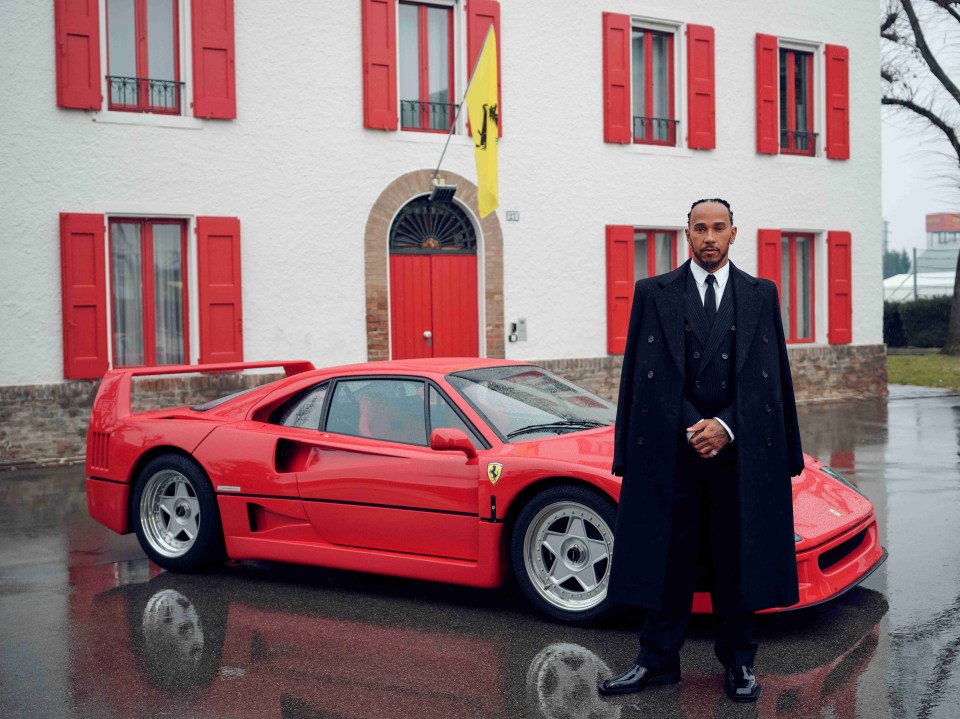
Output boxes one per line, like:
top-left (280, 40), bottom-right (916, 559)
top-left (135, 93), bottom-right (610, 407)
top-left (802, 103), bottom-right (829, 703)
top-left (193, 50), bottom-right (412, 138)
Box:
top-left (307, 357), bottom-right (532, 377)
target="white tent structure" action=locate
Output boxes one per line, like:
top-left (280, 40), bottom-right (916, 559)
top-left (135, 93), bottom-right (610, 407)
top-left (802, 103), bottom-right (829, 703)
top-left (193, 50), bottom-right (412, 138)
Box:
top-left (883, 271), bottom-right (956, 301)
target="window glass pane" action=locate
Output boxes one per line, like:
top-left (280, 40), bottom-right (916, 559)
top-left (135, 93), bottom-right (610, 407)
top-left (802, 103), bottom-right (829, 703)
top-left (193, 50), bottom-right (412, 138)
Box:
top-left (108, 0), bottom-right (137, 105)
top-left (327, 379), bottom-right (426, 445)
top-left (794, 53), bottom-right (808, 133)
top-left (147, 0), bottom-right (178, 110)
top-left (778, 48), bottom-right (788, 138)
top-left (780, 237), bottom-right (792, 337)
top-left (634, 232), bottom-right (649, 280)
top-left (651, 33), bottom-right (670, 140)
top-left (655, 232), bottom-right (673, 274)
top-left (796, 236), bottom-right (812, 339)
top-left (152, 224), bottom-right (184, 365)
top-left (427, 6), bottom-right (451, 130)
top-left (631, 30), bottom-right (646, 127)
top-left (276, 383), bottom-right (329, 429)
top-left (398, 3), bottom-right (421, 128)
top-left (111, 223), bottom-right (144, 366)
top-left (428, 386), bottom-right (481, 447)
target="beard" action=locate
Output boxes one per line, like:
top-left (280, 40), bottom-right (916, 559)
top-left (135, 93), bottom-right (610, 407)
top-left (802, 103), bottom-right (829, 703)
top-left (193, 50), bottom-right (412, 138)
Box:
top-left (693, 245), bottom-right (728, 271)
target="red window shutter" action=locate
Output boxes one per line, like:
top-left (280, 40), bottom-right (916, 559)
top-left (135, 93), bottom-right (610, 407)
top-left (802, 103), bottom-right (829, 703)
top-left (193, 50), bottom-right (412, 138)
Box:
top-left (54, 0), bottom-right (102, 110)
top-left (602, 13), bottom-right (631, 144)
top-left (362, 0), bottom-right (398, 130)
top-left (197, 217), bottom-right (243, 363)
top-left (60, 213), bottom-right (108, 379)
top-left (686, 24), bottom-right (715, 150)
top-left (191, 0), bottom-right (237, 119)
top-left (757, 229), bottom-right (782, 297)
top-left (827, 231), bottom-right (853, 344)
top-left (825, 45), bottom-right (850, 160)
top-left (467, 0), bottom-right (502, 136)
top-left (606, 225), bottom-right (635, 354)
top-left (755, 33), bottom-right (778, 154)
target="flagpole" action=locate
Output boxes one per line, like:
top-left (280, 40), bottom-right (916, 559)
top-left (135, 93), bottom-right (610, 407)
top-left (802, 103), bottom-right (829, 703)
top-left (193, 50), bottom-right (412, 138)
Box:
top-left (432, 25), bottom-right (494, 184)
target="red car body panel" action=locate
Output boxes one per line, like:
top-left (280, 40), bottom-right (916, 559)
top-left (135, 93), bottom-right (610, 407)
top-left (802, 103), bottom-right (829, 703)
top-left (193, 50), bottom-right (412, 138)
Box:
top-left (85, 359), bottom-right (886, 612)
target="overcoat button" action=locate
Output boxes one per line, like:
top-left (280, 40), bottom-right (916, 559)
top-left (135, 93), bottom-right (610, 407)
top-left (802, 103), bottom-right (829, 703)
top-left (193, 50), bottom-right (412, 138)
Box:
top-left (766, 437), bottom-right (772, 446)
top-left (720, 381), bottom-right (727, 389)
top-left (647, 370), bottom-right (654, 378)
top-left (721, 352), bottom-right (728, 360)
top-left (647, 335), bottom-right (655, 343)
top-left (765, 404), bottom-right (771, 412)
top-left (642, 405), bottom-right (649, 413)
top-left (637, 437), bottom-right (645, 446)
top-left (762, 370), bottom-right (769, 379)
top-left (685, 324), bottom-right (692, 331)
top-left (731, 324), bottom-right (736, 331)
top-left (763, 335), bottom-right (769, 343)
top-left (694, 351), bottom-right (701, 359)
top-left (695, 380), bottom-right (701, 388)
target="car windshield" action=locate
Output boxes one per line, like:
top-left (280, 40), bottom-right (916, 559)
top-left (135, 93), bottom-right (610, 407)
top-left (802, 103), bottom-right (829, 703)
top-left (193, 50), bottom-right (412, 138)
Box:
top-left (447, 366), bottom-right (615, 441)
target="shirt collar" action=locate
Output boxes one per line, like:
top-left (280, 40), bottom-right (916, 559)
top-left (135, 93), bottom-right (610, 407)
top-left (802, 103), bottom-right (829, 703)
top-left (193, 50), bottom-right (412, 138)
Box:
top-left (689, 259), bottom-right (730, 290)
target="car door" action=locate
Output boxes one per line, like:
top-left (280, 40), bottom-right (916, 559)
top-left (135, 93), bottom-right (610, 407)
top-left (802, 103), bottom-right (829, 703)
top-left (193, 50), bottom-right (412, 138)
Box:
top-left (295, 376), bottom-right (483, 561)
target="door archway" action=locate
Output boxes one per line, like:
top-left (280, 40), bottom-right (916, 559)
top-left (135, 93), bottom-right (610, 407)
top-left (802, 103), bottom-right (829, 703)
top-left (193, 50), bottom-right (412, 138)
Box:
top-left (389, 196), bottom-right (478, 359)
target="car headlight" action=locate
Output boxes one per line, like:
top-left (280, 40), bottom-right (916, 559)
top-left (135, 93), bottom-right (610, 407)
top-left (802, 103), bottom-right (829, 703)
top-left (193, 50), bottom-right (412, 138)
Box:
top-left (820, 465), bottom-right (865, 496)
top-left (794, 532), bottom-right (803, 543)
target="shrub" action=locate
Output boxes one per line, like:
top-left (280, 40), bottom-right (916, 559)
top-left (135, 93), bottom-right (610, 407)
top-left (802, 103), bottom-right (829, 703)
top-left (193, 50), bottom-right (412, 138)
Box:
top-left (883, 302), bottom-right (907, 347)
top-left (885, 297), bottom-right (952, 348)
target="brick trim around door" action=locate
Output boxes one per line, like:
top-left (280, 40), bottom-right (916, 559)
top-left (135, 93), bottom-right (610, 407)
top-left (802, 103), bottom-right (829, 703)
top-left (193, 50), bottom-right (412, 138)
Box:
top-left (364, 169), bottom-right (504, 360)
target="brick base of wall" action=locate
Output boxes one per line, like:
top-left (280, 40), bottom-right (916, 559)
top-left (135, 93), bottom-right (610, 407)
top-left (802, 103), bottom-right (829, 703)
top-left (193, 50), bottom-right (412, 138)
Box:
top-left (0, 345), bottom-right (887, 469)
top-left (0, 373), bottom-right (281, 470)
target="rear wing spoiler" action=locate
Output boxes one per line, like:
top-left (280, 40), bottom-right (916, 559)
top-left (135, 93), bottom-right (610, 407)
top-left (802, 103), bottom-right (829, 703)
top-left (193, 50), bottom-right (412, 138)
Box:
top-left (89, 360), bottom-right (315, 430)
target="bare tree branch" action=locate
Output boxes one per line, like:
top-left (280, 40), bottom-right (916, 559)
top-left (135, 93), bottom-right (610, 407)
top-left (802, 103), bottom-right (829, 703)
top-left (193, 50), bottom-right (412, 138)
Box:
top-left (932, 0), bottom-right (960, 24)
top-left (882, 96), bottom-right (960, 167)
top-left (901, 0), bottom-right (960, 105)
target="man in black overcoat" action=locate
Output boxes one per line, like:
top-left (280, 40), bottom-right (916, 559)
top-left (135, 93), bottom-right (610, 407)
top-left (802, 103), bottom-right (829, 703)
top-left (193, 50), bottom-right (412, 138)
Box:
top-left (598, 199), bottom-right (804, 703)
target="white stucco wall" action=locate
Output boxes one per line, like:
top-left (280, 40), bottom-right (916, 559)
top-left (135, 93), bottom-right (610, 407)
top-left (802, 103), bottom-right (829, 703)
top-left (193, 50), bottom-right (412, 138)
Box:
top-left (0, 0), bottom-right (882, 386)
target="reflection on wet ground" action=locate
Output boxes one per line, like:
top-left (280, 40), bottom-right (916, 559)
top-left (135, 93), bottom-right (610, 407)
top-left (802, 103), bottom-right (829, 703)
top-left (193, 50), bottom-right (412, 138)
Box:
top-left (1, 392), bottom-right (959, 718)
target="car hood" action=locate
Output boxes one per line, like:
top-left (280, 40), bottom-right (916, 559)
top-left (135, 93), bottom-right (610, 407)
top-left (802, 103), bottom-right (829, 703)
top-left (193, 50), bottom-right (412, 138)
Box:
top-left (497, 426), bottom-right (616, 473)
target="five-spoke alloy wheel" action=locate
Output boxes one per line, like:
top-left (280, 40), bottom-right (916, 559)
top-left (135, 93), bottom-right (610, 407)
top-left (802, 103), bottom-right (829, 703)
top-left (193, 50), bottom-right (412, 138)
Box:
top-left (512, 485), bottom-right (617, 623)
top-left (132, 454), bottom-right (225, 571)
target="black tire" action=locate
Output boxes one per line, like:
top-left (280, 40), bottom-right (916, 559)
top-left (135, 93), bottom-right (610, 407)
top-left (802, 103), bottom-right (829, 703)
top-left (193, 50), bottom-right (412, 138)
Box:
top-left (510, 484), bottom-right (617, 624)
top-left (131, 454), bottom-right (226, 572)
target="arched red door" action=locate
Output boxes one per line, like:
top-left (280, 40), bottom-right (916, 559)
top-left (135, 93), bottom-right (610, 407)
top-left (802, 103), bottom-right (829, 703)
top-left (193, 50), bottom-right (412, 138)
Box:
top-left (389, 198), bottom-right (479, 359)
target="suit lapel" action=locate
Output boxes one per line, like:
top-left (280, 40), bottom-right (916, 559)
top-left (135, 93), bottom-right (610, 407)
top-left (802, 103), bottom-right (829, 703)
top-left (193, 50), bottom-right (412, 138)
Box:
top-left (653, 262), bottom-right (687, 375)
top-left (683, 275), bottom-right (710, 348)
top-left (731, 262), bottom-right (764, 375)
top-left (697, 285), bottom-right (736, 376)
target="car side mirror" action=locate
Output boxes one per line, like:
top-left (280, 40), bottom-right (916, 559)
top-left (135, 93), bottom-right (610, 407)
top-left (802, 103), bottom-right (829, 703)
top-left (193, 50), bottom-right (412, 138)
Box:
top-left (429, 428), bottom-right (478, 459)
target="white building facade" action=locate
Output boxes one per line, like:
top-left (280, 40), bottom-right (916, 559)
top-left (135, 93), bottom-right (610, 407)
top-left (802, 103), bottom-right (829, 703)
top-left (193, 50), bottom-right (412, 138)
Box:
top-left (0, 0), bottom-right (884, 464)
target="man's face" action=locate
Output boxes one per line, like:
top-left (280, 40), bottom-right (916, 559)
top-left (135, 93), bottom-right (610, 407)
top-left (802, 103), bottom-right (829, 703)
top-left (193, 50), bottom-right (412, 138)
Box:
top-left (685, 202), bottom-right (737, 272)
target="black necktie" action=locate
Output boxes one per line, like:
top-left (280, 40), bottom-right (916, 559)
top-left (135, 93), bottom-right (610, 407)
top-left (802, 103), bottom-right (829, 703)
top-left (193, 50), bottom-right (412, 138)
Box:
top-left (704, 275), bottom-right (717, 326)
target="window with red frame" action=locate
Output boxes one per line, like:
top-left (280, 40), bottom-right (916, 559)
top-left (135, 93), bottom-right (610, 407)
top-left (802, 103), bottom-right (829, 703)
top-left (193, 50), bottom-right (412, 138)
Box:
top-left (109, 219), bottom-right (189, 367)
top-left (780, 233), bottom-right (815, 342)
top-left (635, 229), bottom-right (677, 279)
top-left (779, 48), bottom-right (815, 155)
top-left (106, 0), bottom-right (182, 114)
top-left (398, 2), bottom-right (455, 132)
top-left (631, 28), bottom-right (675, 146)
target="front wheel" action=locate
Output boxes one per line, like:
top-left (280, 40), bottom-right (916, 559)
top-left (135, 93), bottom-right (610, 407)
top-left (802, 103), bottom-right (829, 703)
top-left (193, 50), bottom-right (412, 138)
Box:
top-left (132, 454), bottom-right (226, 571)
top-left (511, 485), bottom-right (617, 624)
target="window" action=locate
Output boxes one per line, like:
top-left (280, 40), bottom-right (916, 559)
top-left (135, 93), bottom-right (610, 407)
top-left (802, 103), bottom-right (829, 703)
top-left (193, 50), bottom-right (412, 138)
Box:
top-left (326, 379), bottom-right (427, 445)
top-left (399, 2), bottom-right (456, 132)
top-left (106, 0), bottom-right (183, 115)
top-left (779, 48), bottom-right (815, 155)
top-left (428, 386), bottom-right (482, 447)
top-left (631, 28), bottom-right (675, 145)
top-left (109, 219), bottom-right (188, 366)
top-left (780, 233), bottom-right (815, 342)
top-left (634, 229), bottom-right (677, 280)
top-left (273, 383), bottom-right (330, 429)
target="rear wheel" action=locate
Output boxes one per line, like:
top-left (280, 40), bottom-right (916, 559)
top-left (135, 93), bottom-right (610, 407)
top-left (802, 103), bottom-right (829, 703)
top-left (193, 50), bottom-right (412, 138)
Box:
top-left (132, 454), bottom-right (225, 571)
top-left (511, 485), bottom-right (616, 624)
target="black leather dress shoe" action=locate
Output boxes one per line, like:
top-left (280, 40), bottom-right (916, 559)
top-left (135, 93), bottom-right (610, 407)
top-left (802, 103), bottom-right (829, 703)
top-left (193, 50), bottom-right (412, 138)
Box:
top-left (597, 663), bottom-right (681, 696)
top-left (725, 665), bottom-right (761, 702)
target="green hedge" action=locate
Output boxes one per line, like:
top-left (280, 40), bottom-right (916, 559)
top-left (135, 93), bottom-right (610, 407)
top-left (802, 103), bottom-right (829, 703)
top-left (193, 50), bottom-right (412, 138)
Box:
top-left (884, 297), bottom-right (952, 348)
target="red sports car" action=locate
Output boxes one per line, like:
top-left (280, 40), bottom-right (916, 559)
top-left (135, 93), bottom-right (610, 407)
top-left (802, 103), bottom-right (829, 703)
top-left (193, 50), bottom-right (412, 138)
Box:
top-left (85, 359), bottom-right (886, 623)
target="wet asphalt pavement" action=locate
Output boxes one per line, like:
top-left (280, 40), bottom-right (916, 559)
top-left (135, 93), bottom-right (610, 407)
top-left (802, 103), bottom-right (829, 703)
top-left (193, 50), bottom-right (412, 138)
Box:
top-left (1, 386), bottom-right (959, 719)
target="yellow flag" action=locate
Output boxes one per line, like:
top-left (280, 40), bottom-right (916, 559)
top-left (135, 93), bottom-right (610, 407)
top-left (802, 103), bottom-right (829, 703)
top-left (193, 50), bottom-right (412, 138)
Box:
top-left (464, 28), bottom-right (499, 218)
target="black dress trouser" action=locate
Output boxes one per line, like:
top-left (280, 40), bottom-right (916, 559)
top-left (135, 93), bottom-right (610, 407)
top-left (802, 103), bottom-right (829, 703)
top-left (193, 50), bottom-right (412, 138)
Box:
top-left (636, 442), bottom-right (758, 669)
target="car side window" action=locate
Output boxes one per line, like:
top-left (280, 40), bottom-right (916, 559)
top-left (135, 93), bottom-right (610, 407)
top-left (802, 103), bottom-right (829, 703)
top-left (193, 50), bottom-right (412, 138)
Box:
top-left (428, 386), bottom-right (482, 448)
top-left (272, 382), bottom-right (329, 430)
top-left (326, 379), bottom-right (427, 445)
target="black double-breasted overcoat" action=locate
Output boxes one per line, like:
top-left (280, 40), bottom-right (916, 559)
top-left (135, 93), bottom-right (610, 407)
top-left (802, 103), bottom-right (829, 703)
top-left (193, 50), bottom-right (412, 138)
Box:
top-left (609, 260), bottom-right (804, 612)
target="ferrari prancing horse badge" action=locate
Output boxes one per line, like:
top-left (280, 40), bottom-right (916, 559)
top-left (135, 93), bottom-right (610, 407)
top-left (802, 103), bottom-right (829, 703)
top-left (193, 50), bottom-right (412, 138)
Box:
top-left (487, 462), bottom-right (503, 484)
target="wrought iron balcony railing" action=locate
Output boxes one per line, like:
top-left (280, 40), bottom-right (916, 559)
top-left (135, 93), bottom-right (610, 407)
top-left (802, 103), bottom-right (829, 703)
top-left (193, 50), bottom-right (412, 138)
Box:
top-left (107, 76), bottom-right (184, 115)
top-left (633, 116), bottom-right (678, 146)
top-left (400, 100), bottom-right (460, 133)
top-left (780, 130), bottom-right (818, 156)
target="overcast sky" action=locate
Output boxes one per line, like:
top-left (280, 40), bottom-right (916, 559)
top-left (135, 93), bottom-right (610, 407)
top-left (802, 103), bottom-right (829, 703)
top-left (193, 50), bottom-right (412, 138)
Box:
top-left (881, 3), bottom-right (959, 253)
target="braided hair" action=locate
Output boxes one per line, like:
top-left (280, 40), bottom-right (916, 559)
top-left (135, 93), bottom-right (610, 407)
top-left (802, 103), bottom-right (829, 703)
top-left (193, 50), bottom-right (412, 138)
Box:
top-left (687, 198), bottom-right (734, 226)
